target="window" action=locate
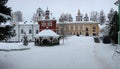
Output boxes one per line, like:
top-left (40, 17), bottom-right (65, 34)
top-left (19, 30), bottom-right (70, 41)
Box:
top-left (42, 23), bottom-right (46, 27)
top-left (93, 30), bottom-right (96, 32)
top-left (93, 26), bottom-right (96, 32)
top-left (29, 29), bottom-right (32, 34)
top-left (75, 26), bottom-right (78, 30)
top-left (93, 33), bottom-right (96, 36)
top-left (13, 29), bottom-right (16, 33)
top-left (57, 27), bottom-right (59, 29)
top-left (93, 26), bottom-right (96, 29)
top-left (86, 28), bottom-right (89, 31)
top-left (71, 27), bottom-right (73, 30)
top-left (80, 32), bottom-right (82, 35)
top-left (36, 30), bottom-right (38, 34)
top-left (21, 39), bottom-right (23, 41)
top-left (21, 29), bottom-right (24, 34)
top-left (66, 27), bottom-right (68, 30)
top-left (48, 22), bottom-right (52, 27)
top-left (80, 26), bottom-right (82, 29)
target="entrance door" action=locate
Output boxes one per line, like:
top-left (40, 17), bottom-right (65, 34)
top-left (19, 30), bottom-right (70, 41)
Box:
top-left (86, 32), bottom-right (89, 36)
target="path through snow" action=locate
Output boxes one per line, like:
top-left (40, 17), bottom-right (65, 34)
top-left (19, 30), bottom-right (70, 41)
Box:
top-left (0, 36), bottom-right (120, 69)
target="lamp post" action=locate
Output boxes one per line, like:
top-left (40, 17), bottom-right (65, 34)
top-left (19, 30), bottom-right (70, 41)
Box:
top-left (115, 0), bottom-right (120, 45)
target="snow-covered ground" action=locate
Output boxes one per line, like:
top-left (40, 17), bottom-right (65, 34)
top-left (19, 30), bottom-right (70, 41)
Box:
top-left (0, 36), bottom-right (120, 69)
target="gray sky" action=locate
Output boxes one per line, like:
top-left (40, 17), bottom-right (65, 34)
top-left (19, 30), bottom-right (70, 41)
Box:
top-left (7, 0), bottom-right (118, 21)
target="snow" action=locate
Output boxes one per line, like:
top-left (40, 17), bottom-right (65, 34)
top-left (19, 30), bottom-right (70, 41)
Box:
top-left (35, 29), bottom-right (60, 38)
top-left (0, 21), bottom-right (13, 27)
top-left (0, 13), bottom-right (11, 19)
top-left (58, 21), bottom-right (99, 24)
top-left (0, 42), bottom-right (30, 51)
top-left (98, 24), bottom-right (106, 30)
top-left (19, 21), bottom-right (38, 25)
top-left (0, 36), bottom-right (120, 69)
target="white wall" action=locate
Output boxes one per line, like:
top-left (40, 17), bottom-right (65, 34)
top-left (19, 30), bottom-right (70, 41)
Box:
top-left (10, 22), bottom-right (39, 42)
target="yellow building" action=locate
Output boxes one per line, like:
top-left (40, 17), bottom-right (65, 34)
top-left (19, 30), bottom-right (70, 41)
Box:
top-left (56, 21), bottom-right (100, 36)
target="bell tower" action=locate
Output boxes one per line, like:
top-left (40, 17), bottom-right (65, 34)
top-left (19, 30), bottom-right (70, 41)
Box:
top-left (76, 9), bottom-right (82, 21)
top-left (78, 9), bottom-right (80, 16)
top-left (45, 7), bottom-right (50, 20)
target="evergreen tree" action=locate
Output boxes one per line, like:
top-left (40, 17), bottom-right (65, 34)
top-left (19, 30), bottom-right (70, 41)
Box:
top-left (0, 0), bottom-right (11, 23)
top-left (99, 10), bottom-right (106, 25)
top-left (0, 0), bottom-right (15, 41)
top-left (11, 11), bottom-right (23, 22)
top-left (108, 11), bottom-right (119, 44)
top-left (108, 8), bottom-right (114, 21)
top-left (0, 25), bottom-right (15, 41)
top-left (90, 11), bottom-right (98, 21)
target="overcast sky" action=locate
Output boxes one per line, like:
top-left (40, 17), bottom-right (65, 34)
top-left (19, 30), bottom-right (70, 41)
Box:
top-left (7, 0), bottom-right (118, 21)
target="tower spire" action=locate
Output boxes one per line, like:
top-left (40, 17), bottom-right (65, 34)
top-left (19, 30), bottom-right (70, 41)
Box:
top-left (78, 9), bottom-right (80, 16)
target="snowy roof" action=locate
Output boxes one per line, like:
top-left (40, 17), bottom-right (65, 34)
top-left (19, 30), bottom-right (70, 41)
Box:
top-left (57, 21), bottom-right (99, 24)
top-left (35, 29), bottom-right (59, 38)
top-left (18, 21), bottom-right (38, 25)
top-left (0, 13), bottom-right (11, 19)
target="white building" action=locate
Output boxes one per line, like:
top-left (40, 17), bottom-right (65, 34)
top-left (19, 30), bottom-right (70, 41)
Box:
top-left (10, 21), bottom-right (39, 42)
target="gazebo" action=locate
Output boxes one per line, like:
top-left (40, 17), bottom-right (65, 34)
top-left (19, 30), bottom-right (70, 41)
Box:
top-left (34, 29), bottom-right (60, 46)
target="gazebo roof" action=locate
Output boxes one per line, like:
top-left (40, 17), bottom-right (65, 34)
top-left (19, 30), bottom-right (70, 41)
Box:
top-left (35, 29), bottom-right (59, 38)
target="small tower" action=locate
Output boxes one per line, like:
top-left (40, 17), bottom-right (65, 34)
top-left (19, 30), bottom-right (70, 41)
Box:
top-left (78, 9), bottom-right (80, 16)
top-left (76, 9), bottom-right (82, 21)
top-left (45, 7), bottom-right (50, 20)
top-left (84, 13), bottom-right (89, 21)
top-left (68, 14), bottom-right (73, 22)
top-left (33, 8), bottom-right (44, 22)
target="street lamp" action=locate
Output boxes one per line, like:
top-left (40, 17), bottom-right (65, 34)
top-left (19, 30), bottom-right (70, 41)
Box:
top-left (115, 0), bottom-right (120, 45)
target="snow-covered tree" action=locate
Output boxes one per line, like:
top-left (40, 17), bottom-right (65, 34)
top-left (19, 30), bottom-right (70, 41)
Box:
top-left (0, 0), bottom-right (15, 41)
top-left (108, 8), bottom-right (114, 21)
top-left (90, 11), bottom-right (98, 21)
top-left (0, 0), bottom-right (11, 23)
top-left (102, 11), bottom-right (118, 44)
top-left (59, 13), bottom-right (73, 22)
top-left (108, 11), bottom-right (119, 44)
top-left (98, 10), bottom-right (106, 25)
top-left (11, 11), bottom-right (23, 22)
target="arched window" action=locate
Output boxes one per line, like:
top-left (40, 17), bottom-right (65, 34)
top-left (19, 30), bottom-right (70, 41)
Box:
top-left (93, 30), bottom-right (96, 32)
top-left (80, 32), bottom-right (82, 35)
top-left (93, 26), bottom-right (96, 29)
top-left (29, 29), bottom-right (32, 34)
top-left (86, 32), bottom-right (89, 36)
top-left (36, 30), bottom-right (38, 34)
top-left (86, 28), bottom-right (88, 31)
top-left (21, 29), bottom-right (24, 34)
top-left (71, 27), bottom-right (73, 30)
top-left (13, 29), bottom-right (16, 33)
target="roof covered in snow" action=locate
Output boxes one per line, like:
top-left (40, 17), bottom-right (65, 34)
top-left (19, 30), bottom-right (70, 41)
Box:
top-left (19, 21), bottom-right (38, 25)
top-left (57, 21), bottom-right (99, 24)
top-left (35, 29), bottom-right (60, 38)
